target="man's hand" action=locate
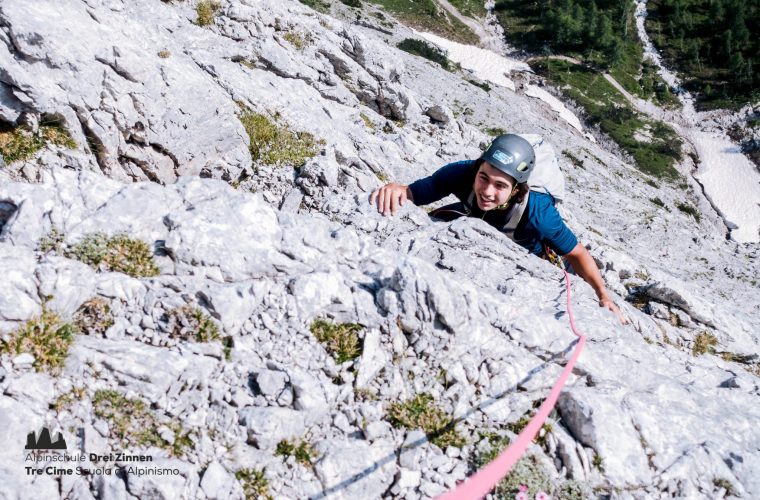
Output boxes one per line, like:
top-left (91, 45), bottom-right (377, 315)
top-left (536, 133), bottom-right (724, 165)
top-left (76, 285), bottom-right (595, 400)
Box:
top-left (564, 243), bottom-right (629, 326)
top-left (370, 183), bottom-right (413, 216)
top-left (600, 294), bottom-right (629, 325)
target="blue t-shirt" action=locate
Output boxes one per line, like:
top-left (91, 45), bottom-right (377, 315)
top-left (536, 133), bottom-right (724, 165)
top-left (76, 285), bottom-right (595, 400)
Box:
top-left (408, 160), bottom-right (578, 256)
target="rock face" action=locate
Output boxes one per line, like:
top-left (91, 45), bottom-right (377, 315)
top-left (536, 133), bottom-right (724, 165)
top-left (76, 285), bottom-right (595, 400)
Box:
top-left (0, 1), bottom-right (759, 500)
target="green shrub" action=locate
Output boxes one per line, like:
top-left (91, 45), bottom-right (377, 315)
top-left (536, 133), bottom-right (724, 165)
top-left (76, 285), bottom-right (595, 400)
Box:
top-left (466, 79), bottom-right (491, 92)
top-left (1, 307), bottom-right (78, 373)
top-left (67, 233), bottom-right (159, 278)
top-left (309, 318), bottom-right (363, 364)
top-left (339, 0), bottom-right (362, 7)
top-left (276, 439), bottom-right (315, 466)
top-left (485, 127), bottom-right (506, 137)
top-left (297, 0), bottom-right (330, 13)
top-left (236, 469), bottom-right (272, 500)
top-left (675, 201), bottom-right (701, 222)
top-left (165, 305), bottom-right (220, 342)
top-left (650, 197), bottom-right (665, 207)
top-left (283, 32), bottom-right (310, 50)
top-left (397, 38), bottom-right (450, 70)
top-left (239, 110), bottom-right (323, 168)
top-left (74, 297), bottom-right (114, 336)
top-left (387, 393), bottom-right (465, 449)
top-left (195, 0), bottom-right (221, 26)
top-left (562, 150), bottom-right (584, 169)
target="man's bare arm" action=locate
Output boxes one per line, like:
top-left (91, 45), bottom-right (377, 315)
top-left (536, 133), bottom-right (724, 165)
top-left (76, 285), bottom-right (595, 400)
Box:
top-left (564, 243), bottom-right (629, 325)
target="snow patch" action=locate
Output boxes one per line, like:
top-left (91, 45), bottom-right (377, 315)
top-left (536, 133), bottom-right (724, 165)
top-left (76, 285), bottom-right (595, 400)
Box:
top-left (691, 130), bottom-right (760, 243)
top-left (525, 85), bottom-right (584, 132)
top-left (415, 31), bottom-right (529, 91)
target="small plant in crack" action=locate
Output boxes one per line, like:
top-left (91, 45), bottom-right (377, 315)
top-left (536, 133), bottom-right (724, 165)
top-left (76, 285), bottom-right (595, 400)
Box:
top-left (276, 438), bottom-right (315, 466)
top-left (1, 306), bottom-right (79, 373)
top-left (387, 393), bottom-right (465, 449)
top-left (164, 305), bottom-right (220, 342)
top-left (309, 318), bottom-right (363, 364)
top-left (67, 233), bottom-right (159, 278)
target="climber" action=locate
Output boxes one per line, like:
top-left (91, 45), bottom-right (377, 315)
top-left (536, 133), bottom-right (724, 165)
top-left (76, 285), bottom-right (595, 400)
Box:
top-left (370, 134), bottom-right (628, 325)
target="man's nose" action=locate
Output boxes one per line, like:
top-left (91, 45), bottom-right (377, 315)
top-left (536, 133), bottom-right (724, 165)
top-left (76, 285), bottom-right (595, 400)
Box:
top-left (483, 183), bottom-right (495, 196)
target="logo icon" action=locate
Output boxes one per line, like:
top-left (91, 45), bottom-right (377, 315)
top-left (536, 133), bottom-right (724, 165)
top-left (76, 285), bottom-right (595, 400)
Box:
top-left (492, 149), bottom-right (515, 165)
top-left (25, 427), bottom-right (67, 450)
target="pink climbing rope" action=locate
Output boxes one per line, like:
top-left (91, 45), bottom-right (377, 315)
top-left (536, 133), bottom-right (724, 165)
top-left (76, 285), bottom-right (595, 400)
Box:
top-left (437, 270), bottom-right (587, 500)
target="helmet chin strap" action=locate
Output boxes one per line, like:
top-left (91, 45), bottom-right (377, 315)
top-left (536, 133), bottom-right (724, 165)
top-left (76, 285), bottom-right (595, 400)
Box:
top-left (491, 187), bottom-right (519, 211)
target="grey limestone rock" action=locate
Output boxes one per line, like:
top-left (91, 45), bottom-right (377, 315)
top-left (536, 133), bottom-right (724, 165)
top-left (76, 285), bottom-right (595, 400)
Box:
top-left (239, 407), bottom-right (306, 450)
top-left (200, 461), bottom-right (241, 500)
top-left (313, 438), bottom-right (397, 500)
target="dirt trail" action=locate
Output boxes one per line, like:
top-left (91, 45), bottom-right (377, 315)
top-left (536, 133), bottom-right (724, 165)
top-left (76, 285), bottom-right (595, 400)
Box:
top-left (434, 0), bottom-right (491, 48)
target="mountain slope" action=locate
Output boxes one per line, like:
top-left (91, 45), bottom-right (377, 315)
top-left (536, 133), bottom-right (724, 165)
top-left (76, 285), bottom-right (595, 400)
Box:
top-left (0, 0), bottom-right (758, 498)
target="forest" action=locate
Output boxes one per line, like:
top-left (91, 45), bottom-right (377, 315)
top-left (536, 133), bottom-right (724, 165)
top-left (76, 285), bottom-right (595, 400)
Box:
top-left (647, 0), bottom-right (759, 108)
top-left (493, 0), bottom-right (637, 68)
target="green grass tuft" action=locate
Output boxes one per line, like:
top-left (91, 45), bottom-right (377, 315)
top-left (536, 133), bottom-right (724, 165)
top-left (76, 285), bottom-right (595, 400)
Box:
top-left (67, 233), bottom-right (159, 278)
top-left (239, 110), bottom-right (323, 168)
top-left (387, 393), bottom-right (465, 449)
top-left (165, 305), bottom-right (220, 342)
top-left (39, 228), bottom-right (65, 253)
top-left (692, 331), bottom-right (718, 356)
top-left (195, 0), bottom-right (221, 26)
top-left (74, 297), bottom-right (114, 336)
top-left (310, 318), bottom-right (363, 364)
top-left (675, 201), bottom-right (701, 222)
top-left (1, 307), bottom-right (78, 373)
top-left (360, 112), bottom-right (376, 131)
top-left (283, 31), bottom-right (310, 51)
top-left (51, 386), bottom-right (87, 412)
top-left (276, 439), bottom-right (315, 466)
top-left (236, 469), bottom-right (272, 500)
top-left (0, 122), bottom-right (76, 164)
top-left (92, 390), bottom-right (193, 455)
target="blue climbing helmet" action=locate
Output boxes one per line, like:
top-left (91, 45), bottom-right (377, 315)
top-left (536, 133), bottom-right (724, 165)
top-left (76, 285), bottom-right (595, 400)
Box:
top-left (480, 134), bottom-right (536, 184)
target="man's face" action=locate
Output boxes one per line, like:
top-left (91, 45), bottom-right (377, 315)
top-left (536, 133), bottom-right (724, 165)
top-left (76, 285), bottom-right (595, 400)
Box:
top-left (473, 161), bottom-right (516, 211)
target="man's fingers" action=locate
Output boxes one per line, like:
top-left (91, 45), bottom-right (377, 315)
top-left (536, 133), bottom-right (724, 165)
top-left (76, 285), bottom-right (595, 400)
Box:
top-left (370, 189), bottom-right (378, 206)
top-left (390, 194), bottom-right (399, 215)
top-left (383, 190), bottom-right (393, 216)
top-left (604, 301), bottom-right (629, 326)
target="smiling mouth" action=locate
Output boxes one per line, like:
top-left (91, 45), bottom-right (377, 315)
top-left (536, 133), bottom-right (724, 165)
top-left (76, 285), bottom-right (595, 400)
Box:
top-left (478, 195), bottom-right (494, 205)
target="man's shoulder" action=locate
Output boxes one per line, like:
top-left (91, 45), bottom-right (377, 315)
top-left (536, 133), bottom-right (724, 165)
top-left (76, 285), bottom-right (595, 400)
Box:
top-left (525, 191), bottom-right (561, 224)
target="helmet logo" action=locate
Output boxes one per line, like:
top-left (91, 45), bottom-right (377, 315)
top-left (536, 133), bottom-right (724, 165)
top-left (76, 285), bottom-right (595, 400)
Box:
top-left (517, 161), bottom-right (529, 172)
top-left (492, 149), bottom-right (514, 165)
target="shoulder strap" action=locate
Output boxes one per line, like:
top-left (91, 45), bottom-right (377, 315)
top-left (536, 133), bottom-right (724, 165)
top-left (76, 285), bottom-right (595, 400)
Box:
top-left (501, 191), bottom-right (530, 238)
